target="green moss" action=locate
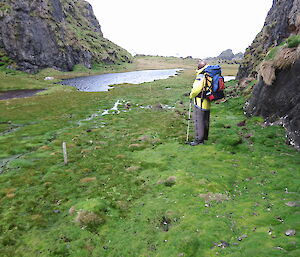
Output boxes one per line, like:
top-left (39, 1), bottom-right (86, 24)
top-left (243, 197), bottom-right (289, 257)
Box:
top-left (0, 58), bottom-right (299, 256)
top-left (287, 34), bottom-right (300, 48)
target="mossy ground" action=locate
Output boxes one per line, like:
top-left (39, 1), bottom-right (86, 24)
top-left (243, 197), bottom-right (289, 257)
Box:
top-left (0, 58), bottom-right (299, 257)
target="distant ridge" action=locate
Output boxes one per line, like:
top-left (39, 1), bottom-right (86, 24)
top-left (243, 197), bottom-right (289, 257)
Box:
top-left (205, 49), bottom-right (244, 63)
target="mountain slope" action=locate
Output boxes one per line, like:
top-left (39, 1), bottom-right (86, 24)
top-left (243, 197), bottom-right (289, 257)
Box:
top-left (0, 0), bottom-right (132, 73)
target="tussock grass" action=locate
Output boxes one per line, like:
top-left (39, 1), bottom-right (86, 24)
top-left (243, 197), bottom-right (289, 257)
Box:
top-left (259, 43), bottom-right (300, 85)
top-left (258, 61), bottom-right (276, 86)
top-left (273, 45), bottom-right (300, 69)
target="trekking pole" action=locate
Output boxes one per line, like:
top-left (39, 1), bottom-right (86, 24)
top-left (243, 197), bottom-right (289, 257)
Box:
top-left (186, 100), bottom-right (192, 144)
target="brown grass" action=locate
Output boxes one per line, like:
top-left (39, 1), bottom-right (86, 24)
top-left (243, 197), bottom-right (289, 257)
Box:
top-left (80, 177), bottom-right (97, 183)
top-left (198, 193), bottom-right (230, 203)
top-left (129, 143), bottom-right (143, 148)
top-left (74, 210), bottom-right (104, 227)
top-left (258, 61), bottom-right (276, 86)
top-left (259, 45), bottom-right (300, 85)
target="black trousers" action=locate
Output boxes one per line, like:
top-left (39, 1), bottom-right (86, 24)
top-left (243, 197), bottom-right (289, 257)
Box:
top-left (192, 106), bottom-right (210, 142)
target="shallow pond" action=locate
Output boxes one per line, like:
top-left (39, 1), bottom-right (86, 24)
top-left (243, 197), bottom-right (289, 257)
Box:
top-left (60, 69), bottom-right (182, 92)
top-left (0, 89), bottom-right (45, 100)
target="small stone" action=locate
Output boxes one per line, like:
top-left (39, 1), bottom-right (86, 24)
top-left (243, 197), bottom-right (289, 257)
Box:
top-left (285, 229), bottom-right (296, 236)
top-left (44, 77), bottom-right (54, 80)
top-left (218, 241), bottom-right (229, 248)
top-left (285, 201), bottom-right (298, 207)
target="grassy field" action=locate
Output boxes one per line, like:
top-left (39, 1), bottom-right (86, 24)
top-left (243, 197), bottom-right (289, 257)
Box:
top-left (0, 58), bottom-right (299, 257)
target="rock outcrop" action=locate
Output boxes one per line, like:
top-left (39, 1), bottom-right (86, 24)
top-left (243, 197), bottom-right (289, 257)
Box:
top-left (238, 0), bottom-right (300, 150)
top-left (237, 0), bottom-right (300, 79)
top-left (0, 0), bottom-right (132, 73)
top-left (245, 56), bottom-right (300, 150)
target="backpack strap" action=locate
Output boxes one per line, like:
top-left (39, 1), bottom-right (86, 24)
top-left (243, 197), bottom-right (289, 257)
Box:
top-left (204, 73), bottom-right (213, 93)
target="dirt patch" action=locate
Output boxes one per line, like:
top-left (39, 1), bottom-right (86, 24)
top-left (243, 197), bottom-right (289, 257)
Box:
top-left (157, 176), bottom-right (177, 187)
top-left (80, 177), bottom-right (97, 183)
top-left (198, 193), bottom-right (230, 203)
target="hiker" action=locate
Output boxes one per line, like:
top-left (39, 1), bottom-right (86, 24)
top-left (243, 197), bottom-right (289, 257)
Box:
top-left (189, 60), bottom-right (225, 146)
top-left (190, 60), bottom-right (225, 146)
top-left (189, 60), bottom-right (211, 146)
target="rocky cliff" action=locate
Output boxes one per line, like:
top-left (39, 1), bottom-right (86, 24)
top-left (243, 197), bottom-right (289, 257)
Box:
top-left (237, 0), bottom-right (300, 79)
top-left (238, 0), bottom-right (300, 150)
top-left (0, 0), bottom-right (132, 73)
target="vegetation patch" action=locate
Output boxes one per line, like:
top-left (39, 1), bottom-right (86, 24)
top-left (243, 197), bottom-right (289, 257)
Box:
top-left (259, 36), bottom-right (300, 85)
top-left (0, 57), bottom-right (299, 256)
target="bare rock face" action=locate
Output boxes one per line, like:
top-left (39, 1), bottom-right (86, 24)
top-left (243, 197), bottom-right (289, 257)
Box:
top-left (0, 0), bottom-right (132, 73)
top-left (245, 57), bottom-right (300, 150)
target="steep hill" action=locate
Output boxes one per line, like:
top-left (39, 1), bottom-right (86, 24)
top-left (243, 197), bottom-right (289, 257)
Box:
top-left (205, 49), bottom-right (243, 63)
top-left (0, 0), bottom-right (132, 73)
top-left (237, 0), bottom-right (300, 150)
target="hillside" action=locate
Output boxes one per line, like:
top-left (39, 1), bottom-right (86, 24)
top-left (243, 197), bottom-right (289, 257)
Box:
top-left (0, 0), bottom-right (132, 73)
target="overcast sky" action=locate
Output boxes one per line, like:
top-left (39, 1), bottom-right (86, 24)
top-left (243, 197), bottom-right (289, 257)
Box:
top-left (87, 0), bottom-right (273, 58)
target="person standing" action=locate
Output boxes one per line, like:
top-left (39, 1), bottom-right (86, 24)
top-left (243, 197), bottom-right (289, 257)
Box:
top-left (189, 60), bottom-right (211, 146)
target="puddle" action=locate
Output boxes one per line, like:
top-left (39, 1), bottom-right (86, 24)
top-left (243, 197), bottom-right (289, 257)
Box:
top-left (0, 154), bottom-right (23, 174)
top-left (0, 123), bottom-right (22, 136)
top-left (0, 89), bottom-right (45, 100)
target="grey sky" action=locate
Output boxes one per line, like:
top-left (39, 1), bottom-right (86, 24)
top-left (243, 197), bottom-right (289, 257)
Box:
top-left (87, 0), bottom-right (273, 58)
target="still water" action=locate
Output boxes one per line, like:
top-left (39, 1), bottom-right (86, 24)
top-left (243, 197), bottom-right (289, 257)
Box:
top-left (60, 69), bottom-right (182, 92)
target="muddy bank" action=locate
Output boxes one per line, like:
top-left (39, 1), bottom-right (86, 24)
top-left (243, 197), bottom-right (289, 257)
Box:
top-left (0, 89), bottom-right (45, 100)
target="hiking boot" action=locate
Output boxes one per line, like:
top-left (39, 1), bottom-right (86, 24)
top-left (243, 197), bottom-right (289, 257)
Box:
top-left (190, 140), bottom-right (204, 146)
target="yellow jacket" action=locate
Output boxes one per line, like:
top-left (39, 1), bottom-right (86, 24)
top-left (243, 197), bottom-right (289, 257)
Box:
top-left (189, 65), bottom-right (211, 110)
